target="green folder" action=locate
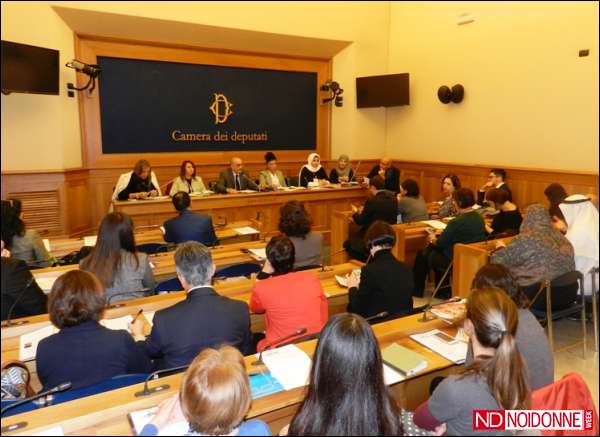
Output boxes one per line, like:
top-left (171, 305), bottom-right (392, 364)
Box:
top-left (382, 343), bottom-right (428, 376)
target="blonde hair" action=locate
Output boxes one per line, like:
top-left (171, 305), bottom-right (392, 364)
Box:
top-left (464, 287), bottom-right (530, 410)
top-left (180, 346), bottom-right (251, 435)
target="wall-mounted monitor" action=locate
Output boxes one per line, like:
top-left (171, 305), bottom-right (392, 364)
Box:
top-left (1, 40), bottom-right (59, 95)
top-left (356, 73), bottom-right (409, 108)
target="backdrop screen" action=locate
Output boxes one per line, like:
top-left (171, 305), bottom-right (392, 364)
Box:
top-left (97, 56), bottom-right (317, 153)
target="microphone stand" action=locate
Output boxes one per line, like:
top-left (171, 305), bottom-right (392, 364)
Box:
top-left (134, 365), bottom-right (188, 397)
top-left (252, 327), bottom-right (308, 366)
top-left (419, 266), bottom-right (454, 323)
top-left (321, 248), bottom-right (348, 272)
top-left (2, 277), bottom-right (35, 328)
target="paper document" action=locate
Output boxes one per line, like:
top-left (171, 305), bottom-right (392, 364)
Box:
top-left (100, 315), bottom-right (134, 331)
top-left (422, 220), bottom-right (447, 231)
top-left (36, 277), bottom-right (58, 294)
top-left (42, 239), bottom-right (51, 252)
top-left (83, 235), bottom-right (97, 246)
top-left (34, 426), bottom-right (64, 436)
top-left (249, 371), bottom-right (285, 399)
top-left (128, 407), bottom-right (189, 436)
top-left (234, 226), bottom-right (260, 235)
top-left (335, 274), bottom-right (348, 288)
top-left (145, 311), bottom-right (156, 327)
top-left (383, 363), bottom-right (405, 385)
top-left (262, 344), bottom-right (312, 390)
top-left (19, 325), bottom-right (58, 361)
top-left (410, 329), bottom-right (468, 364)
top-left (248, 248), bottom-right (267, 261)
top-left (239, 189), bottom-right (257, 193)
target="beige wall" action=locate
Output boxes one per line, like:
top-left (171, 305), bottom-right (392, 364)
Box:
top-left (385, 1), bottom-right (599, 172)
top-left (1, 1), bottom-right (390, 171)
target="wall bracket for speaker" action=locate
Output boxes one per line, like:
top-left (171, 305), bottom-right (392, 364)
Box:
top-left (437, 84), bottom-right (464, 104)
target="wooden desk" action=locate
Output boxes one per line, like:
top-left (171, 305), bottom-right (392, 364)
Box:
top-left (112, 186), bottom-right (368, 237)
top-left (451, 237), bottom-right (515, 298)
top-left (45, 220), bottom-right (261, 259)
top-left (330, 210), bottom-right (430, 266)
top-left (1, 312), bottom-right (460, 436)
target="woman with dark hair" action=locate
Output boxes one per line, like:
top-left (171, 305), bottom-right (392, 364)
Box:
top-left (413, 188), bottom-right (485, 297)
top-left (36, 270), bottom-right (150, 391)
top-left (259, 152), bottom-right (287, 190)
top-left (484, 188), bottom-right (522, 236)
top-left (250, 235), bottom-right (327, 351)
top-left (329, 154), bottom-right (354, 184)
top-left (285, 313), bottom-right (404, 436)
top-left (169, 160), bottom-right (206, 196)
top-left (413, 288), bottom-right (530, 435)
top-left (278, 201), bottom-right (323, 269)
top-left (544, 183), bottom-right (568, 208)
top-left (470, 264), bottom-right (553, 390)
top-left (1, 199), bottom-right (51, 268)
top-left (112, 159), bottom-right (161, 201)
top-left (347, 221), bottom-right (413, 319)
top-left (397, 179), bottom-right (429, 223)
top-left (436, 174), bottom-right (461, 218)
top-left (80, 212), bottom-right (156, 303)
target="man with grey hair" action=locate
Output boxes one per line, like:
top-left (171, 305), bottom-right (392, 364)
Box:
top-left (214, 157), bottom-right (259, 194)
top-left (130, 241), bottom-right (253, 369)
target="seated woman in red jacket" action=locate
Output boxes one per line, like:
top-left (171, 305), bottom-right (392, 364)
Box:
top-left (250, 236), bottom-right (327, 351)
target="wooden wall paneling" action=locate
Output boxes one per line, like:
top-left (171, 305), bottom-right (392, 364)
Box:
top-left (64, 169), bottom-right (93, 236)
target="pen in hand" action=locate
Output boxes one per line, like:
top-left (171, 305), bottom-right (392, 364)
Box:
top-left (131, 309), bottom-right (143, 324)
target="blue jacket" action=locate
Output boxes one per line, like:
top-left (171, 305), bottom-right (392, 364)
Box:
top-left (163, 210), bottom-right (218, 246)
top-left (138, 287), bottom-right (253, 369)
top-left (36, 320), bottom-right (151, 391)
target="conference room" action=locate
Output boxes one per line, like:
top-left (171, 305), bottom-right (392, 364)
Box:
top-left (1, 1), bottom-right (598, 436)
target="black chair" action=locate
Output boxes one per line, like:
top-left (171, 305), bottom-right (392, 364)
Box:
top-left (528, 271), bottom-right (586, 357)
top-left (287, 175), bottom-right (299, 187)
top-left (136, 243), bottom-right (169, 254)
top-left (214, 263), bottom-right (262, 279)
top-left (155, 277), bottom-right (183, 294)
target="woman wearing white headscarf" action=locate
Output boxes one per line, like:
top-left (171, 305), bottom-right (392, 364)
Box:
top-left (299, 153), bottom-right (328, 187)
top-left (559, 195), bottom-right (599, 295)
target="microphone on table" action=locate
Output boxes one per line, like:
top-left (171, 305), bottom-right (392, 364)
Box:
top-left (0, 382), bottom-right (72, 421)
top-left (252, 327), bottom-right (307, 366)
top-left (2, 276), bottom-right (36, 328)
top-left (134, 365), bottom-right (189, 397)
top-left (321, 248), bottom-right (348, 272)
top-left (364, 311), bottom-right (389, 324)
top-left (347, 160), bottom-right (362, 183)
top-left (418, 279), bottom-right (455, 323)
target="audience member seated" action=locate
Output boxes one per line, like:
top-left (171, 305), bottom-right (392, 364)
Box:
top-left (329, 154), bottom-right (354, 184)
top-left (214, 157), bottom-right (259, 194)
top-left (436, 174), bottom-right (461, 218)
top-left (344, 175), bottom-right (398, 262)
top-left (1, 240), bottom-right (48, 321)
top-left (412, 288), bottom-right (530, 436)
top-left (396, 178), bottom-right (429, 223)
top-left (169, 160), bottom-right (207, 196)
top-left (36, 271), bottom-right (151, 391)
top-left (163, 192), bottom-right (218, 246)
top-left (476, 168), bottom-right (512, 206)
top-left (299, 153), bottom-right (329, 187)
top-left (471, 264), bottom-right (553, 390)
top-left (80, 212), bottom-right (156, 303)
top-left (413, 188), bottom-right (485, 297)
top-left (278, 201), bottom-right (323, 269)
top-left (484, 188), bottom-right (522, 236)
top-left (138, 346), bottom-right (270, 436)
top-left (282, 313), bottom-right (403, 436)
top-left (259, 152), bottom-right (287, 190)
top-left (366, 157), bottom-right (400, 193)
top-left (558, 195), bottom-right (599, 294)
top-left (544, 182), bottom-right (568, 208)
top-left (130, 242), bottom-right (253, 369)
top-left (491, 204), bottom-right (575, 310)
top-left (250, 236), bottom-right (327, 351)
top-left (347, 221), bottom-right (413, 319)
top-left (1, 199), bottom-right (51, 268)
top-left (112, 159), bottom-right (161, 201)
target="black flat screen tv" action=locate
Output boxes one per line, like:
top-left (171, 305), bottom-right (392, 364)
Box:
top-left (356, 73), bottom-right (409, 108)
top-left (1, 40), bottom-right (59, 95)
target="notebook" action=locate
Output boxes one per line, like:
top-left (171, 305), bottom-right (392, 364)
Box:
top-left (128, 406), bottom-right (189, 436)
top-left (381, 343), bottom-right (428, 376)
top-left (234, 226), bottom-right (260, 235)
top-left (249, 371), bottom-right (285, 399)
top-left (19, 325), bottom-right (59, 361)
top-left (410, 329), bottom-right (468, 364)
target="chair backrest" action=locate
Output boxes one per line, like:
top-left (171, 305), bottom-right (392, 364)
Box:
top-left (214, 263), bottom-right (261, 279)
top-left (155, 277), bottom-right (183, 293)
top-left (551, 270), bottom-right (584, 288)
top-left (1, 374), bottom-right (148, 417)
top-left (136, 243), bottom-right (169, 254)
top-left (530, 372), bottom-right (598, 436)
top-left (287, 175), bottom-right (299, 186)
top-left (165, 180), bottom-right (174, 196)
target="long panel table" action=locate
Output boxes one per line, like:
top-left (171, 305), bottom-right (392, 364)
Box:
top-left (112, 185), bottom-right (368, 237)
top-left (1, 312), bottom-right (462, 436)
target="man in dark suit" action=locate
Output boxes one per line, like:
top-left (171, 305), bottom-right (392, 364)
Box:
top-left (1, 246), bottom-right (48, 321)
top-left (130, 242), bottom-right (253, 369)
top-left (343, 176), bottom-right (398, 261)
top-left (163, 192), bottom-right (218, 246)
top-left (367, 157), bottom-right (400, 193)
top-left (214, 157), bottom-right (259, 194)
top-left (477, 168), bottom-right (513, 206)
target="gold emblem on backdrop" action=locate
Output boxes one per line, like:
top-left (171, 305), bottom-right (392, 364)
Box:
top-left (209, 93), bottom-right (233, 124)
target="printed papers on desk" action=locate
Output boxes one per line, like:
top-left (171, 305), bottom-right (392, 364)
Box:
top-left (422, 220), bottom-right (447, 231)
top-left (261, 344), bottom-right (311, 390)
top-left (249, 371), bottom-right (285, 399)
top-left (248, 248), bottom-right (267, 261)
top-left (128, 406), bottom-right (188, 436)
top-left (410, 329), bottom-right (468, 364)
top-left (234, 226), bottom-right (260, 235)
top-left (36, 276), bottom-right (58, 293)
top-left (83, 235), bottom-right (97, 246)
top-left (430, 299), bottom-right (467, 323)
